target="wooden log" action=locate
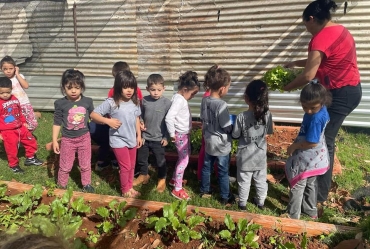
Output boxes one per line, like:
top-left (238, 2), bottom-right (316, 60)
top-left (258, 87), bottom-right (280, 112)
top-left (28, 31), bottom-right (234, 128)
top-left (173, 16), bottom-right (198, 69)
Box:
top-left (0, 180), bottom-right (357, 237)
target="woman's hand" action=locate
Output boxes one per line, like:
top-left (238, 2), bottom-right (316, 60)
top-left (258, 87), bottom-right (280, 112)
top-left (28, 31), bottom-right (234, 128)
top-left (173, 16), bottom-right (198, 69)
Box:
top-left (107, 118), bottom-right (122, 129)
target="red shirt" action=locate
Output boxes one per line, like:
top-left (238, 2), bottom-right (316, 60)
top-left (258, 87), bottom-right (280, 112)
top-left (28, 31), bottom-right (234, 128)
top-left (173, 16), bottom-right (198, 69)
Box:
top-left (0, 95), bottom-right (26, 131)
top-left (107, 87), bottom-right (143, 100)
top-left (309, 25), bottom-right (360, 89)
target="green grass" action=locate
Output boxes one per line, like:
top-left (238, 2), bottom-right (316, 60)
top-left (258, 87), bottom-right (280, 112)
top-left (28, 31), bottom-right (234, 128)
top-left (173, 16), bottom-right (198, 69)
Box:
top-left (1, 111), bottom-right (370, 227)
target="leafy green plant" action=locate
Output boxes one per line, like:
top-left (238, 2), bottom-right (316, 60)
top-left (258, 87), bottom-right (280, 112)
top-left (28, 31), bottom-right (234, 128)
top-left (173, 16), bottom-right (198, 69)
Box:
top-left (95, 199), bottom-right (137, 234)
top-left (190, 128), bottom-right (203, 154)
top-left (276, 233), bottom-right (307, 249)
top-left (0, 184), bottom-right (7, 199)
top-left (146, 200), bottom-right (205, 243)
top-left (3, 184), bottom-right (43, 214)
top-left (219, 213), bottom-right (261, 249)
top-left (86, 231), bottom-right (100, 244)
top-left (262, 66), bottom-right (302, 92)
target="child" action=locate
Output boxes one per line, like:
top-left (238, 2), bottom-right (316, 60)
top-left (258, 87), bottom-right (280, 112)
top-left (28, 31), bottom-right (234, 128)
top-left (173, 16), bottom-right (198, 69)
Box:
top-left (0, 77), bottom-right (43, 173)
top-left (91, 70), bottom-right (143, 198)
top-left (199, 64), bottom-right (234, 205)
top-left (232, 80), bottom-right (273, 210)
top-left (285, 81), bottom-right (331, 219)
top-left (134, 74), bottom-right (172, 193)
top-left (52, 69), bottom-right (95, 193)
top-left (1, 56), bottom-right (38, 131)
top-left (91, 61), bottom-right (143, 171)
top-left (165, 71), bottom-right (200, 200)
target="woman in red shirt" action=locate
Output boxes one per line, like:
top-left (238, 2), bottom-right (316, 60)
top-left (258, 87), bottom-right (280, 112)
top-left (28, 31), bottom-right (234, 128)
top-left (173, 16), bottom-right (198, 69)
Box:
top-left (283, 0), bottom-right (362, 204)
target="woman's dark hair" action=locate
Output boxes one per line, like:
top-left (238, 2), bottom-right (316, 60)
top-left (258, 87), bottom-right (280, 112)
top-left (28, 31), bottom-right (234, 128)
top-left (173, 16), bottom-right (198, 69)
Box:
top-left (300, 80), bottom-right (332, 106)
top-left (245, 80), bottom-right (269, 125)
top-left (0, 55), bottom-right (16, 68)
top-left (60, 69), bottom-right (85, 95)
top-left (113, 70), bottom-right (138, 107)
top-left (178, 71), bottom-right (200, 91)
top-left (303, 0), bottom-right (338, 24)
top-left (204, 64), bottom-right (231, 91)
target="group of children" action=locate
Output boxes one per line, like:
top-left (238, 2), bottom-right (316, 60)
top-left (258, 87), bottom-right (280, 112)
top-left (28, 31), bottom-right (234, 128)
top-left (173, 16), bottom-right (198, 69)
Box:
top-left (0, 55), bottom-right (332, 220)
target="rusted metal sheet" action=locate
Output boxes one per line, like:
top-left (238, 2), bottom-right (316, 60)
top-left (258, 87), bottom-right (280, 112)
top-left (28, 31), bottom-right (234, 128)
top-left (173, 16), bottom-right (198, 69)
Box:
top-left (0, 0), bottom-right (369, 126)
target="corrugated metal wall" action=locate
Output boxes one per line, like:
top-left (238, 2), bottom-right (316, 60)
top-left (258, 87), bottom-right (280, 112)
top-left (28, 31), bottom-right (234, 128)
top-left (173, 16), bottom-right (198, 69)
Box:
top-left (0, 0), bottom-right (369, 126)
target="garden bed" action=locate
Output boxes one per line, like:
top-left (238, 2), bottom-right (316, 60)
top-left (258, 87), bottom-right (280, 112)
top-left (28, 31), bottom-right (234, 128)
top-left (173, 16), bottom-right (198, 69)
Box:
top-left (0, 181), bottom-right (357, 249)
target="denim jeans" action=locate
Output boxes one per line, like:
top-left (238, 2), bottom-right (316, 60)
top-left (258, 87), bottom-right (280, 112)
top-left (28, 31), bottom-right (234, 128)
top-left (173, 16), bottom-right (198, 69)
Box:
top-left (200, 152), bottom-right (230, 200)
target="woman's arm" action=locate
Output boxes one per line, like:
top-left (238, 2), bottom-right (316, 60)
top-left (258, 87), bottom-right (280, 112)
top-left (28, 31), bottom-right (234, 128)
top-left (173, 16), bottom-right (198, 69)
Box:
top-left (15, 67), bottom-right (29, 89)
top-left (283, 50), bottom-right (324, 91)
top-left (285, 59), bottom-right (307, 68)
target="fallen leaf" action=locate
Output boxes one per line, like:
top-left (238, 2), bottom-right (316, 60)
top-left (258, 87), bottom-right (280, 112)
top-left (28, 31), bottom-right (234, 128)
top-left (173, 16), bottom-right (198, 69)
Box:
top-left (135, 234), bottom-right (140, 242)
top-left (350, 216), bottom-right (361, 224)
top-left (267, 174), bottom-right (285, 184)
top-left (149, 237), bottom-right (154, 243)
top-left (281, 196), bottom-right (289, 203)
top-left (197, 242), bottom-right (204, 249)
top-left (95, 182), bottom-right (100, 186)
top-left (364, 160), bottom-right (370, 163)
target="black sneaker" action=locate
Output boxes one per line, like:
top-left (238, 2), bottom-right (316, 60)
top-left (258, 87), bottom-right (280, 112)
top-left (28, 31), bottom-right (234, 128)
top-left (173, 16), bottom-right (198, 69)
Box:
top-left (220, 193), bottom-right (236, 205)
top-left (82, 184), bottom-right (95, 193)
top-left (253, 197), bottom-right (264, 210)
top-left (238, 205), bottom-right (247, 211)
top-left (11, 165), bottom-right (24, 173)
top-left (24, 156), bottom-right (43, 166)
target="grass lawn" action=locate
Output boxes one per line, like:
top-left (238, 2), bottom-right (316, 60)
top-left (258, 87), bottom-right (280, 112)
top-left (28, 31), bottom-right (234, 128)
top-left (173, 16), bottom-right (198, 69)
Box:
top-left (1, 111), bottom-right (370, 226)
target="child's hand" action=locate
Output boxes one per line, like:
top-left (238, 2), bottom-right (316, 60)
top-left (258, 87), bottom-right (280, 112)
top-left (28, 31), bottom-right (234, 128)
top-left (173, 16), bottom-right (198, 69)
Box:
top-left (14, 66), bottom-right (20, 75)
top-left (23, 123), bottom-right (29, 129)
top-left (53, 141), bottom-right (60, 154)
top-left (287, 143), bottom-right (296, 156)
top-left (171, 137), bottom-right (176, 143)
top-left (107, 118), bottom-right (122, 129)
top-left (137, 136), bottom-right (143, 148)
top-left (161, 139), bottom-right (168, 147)
top-left (140, 122), bottom-right (146, 131)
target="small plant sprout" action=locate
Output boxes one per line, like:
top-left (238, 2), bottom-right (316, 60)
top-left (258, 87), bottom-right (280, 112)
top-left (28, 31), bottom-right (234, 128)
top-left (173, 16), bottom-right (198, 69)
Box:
top-left (219, 214), bottom-right (261, 249)
top-left (95, 199), bottom-right (137, 234)
top-left (146, 200), bottom-right (205, 243)
top-left (86, 231), bottom-right (100, 244)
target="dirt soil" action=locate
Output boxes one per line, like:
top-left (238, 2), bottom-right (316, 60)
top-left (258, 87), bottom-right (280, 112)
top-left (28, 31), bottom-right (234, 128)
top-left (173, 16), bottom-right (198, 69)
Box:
top-left (267, 126), bottom-right (300, 159)
top-left (1, 188), bottom-right (329, 249)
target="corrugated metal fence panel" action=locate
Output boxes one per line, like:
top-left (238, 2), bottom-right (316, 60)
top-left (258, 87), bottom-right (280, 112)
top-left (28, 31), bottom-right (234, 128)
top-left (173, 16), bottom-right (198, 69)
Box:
top-left (1, 0), bottom-right (369, 126)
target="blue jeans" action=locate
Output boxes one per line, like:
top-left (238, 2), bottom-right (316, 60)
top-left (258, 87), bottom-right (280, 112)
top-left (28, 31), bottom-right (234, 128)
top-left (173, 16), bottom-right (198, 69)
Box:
top-left (200, 153), bottom-right (230, 200)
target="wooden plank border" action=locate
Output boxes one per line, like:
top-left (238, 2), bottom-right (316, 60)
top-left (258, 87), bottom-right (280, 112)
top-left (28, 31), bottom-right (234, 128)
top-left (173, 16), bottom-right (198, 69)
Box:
top-left (1, 181), bottom-right (356, 237)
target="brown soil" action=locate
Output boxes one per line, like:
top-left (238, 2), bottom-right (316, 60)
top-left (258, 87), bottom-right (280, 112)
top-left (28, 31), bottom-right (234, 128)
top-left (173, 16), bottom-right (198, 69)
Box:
top-left (1, 188), bottom-right (329, 249)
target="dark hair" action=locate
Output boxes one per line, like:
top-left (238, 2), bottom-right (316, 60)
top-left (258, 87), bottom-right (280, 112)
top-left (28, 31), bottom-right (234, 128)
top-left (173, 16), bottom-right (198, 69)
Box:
top-left (245, 80), bottom-right (269, 125)
top-left (113, 70), bottom-right (138, 107)
top-left (0, 77), bottom-right (12, 88)
top-left (204, 64), bottom-right (231, 91)
top-left (60, 69), bottom-right (85, 95)
top-left (1, 56), bottom-right (16, 68)
top-left (300, 81), bottom-right (332, 106)
top-left (112, 61), bottom-right (130, 77)
top-left (303, 0), bottom-right (338, 24)
top-left (178, 71), bottom-right (200, 91)
top-left (147, 74), bottom-right (164, 87)
top-left (0, 233), bottom-right (67, 249)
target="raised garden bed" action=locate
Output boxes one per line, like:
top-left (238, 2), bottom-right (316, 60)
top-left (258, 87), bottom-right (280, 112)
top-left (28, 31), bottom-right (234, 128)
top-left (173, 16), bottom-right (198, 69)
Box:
top-left (0, 181), bottom-right (357, 249)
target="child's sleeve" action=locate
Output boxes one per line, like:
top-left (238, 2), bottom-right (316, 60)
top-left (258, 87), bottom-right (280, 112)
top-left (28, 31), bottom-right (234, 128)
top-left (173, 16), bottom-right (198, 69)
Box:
top-left (53, 100), bottom-right (63, 126)
top-left (305, 119), bottom-right (323, 143)
top-left (232, 113), bottom-right (242, 139)
top-left (88, 98), bottom-right (94, 115)
top-left (162, 99), bottom-right (172, 140)
top-left (218, 102), bottom-right (232, 133)
top-left (165, 97), bottom-right (179, 138)
top-left (93, 99), bottom-right (111, 116)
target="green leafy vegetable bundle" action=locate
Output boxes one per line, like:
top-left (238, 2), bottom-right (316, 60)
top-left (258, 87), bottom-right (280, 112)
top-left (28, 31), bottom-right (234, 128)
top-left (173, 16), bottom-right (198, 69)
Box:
top-left (262, 66), bottom-right (302, 92)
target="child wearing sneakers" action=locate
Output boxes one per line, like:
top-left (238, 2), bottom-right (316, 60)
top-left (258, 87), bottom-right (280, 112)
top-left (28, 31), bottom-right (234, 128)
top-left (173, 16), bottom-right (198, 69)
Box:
top-left (232, 80), bottom-right (273, 211)
top-left (0, 77), bottom-right (43, 173)
top-left (199, 64), bottom-right (234, 205)
top-left (134, 74), bottom-right (172, 193)
top-left (165, 71), bottom-right (200, 200)
top-left (53, 69), bottom-right (95, 193)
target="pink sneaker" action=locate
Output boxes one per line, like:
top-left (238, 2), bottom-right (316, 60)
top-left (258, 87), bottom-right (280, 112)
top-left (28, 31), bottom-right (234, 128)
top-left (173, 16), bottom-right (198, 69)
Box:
top-left (169, 179), bottom-right (187, 187)
top-left (171, 189), bottom-right (190, 201)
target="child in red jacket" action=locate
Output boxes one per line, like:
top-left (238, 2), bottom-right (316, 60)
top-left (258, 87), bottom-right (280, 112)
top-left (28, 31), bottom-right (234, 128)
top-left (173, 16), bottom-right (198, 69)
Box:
top-left (0, 77), bottom-right (43, 173)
